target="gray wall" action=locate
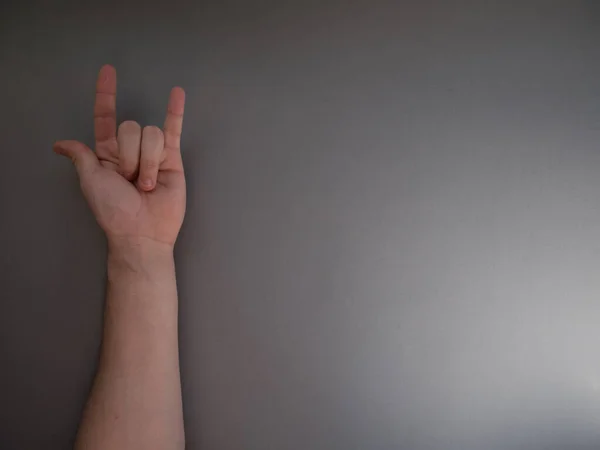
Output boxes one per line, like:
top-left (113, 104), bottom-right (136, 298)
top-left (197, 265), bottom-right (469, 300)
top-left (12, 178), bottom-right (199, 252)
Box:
top-left (2, 1), bottom-right (600, 449)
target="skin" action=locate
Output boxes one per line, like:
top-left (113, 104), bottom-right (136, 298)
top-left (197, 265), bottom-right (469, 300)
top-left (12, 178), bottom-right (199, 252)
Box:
top-left (54, 65), bottom-right (186, 450)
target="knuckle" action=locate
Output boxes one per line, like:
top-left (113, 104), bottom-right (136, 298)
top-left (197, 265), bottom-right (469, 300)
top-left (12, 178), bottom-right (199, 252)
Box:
top-left (118, 163), bottom-right (137, 179)
top-left (165, 121), bottom-right (182, 137)
top-left (118, 120), bottom-right (141, 134)
top-left (143, 125), bottom-right (163, 137)
top-left (141, 158), bottom-right (160, 171)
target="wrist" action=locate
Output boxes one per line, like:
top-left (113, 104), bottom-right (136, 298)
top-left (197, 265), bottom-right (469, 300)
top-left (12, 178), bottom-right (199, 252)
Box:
top-left (107, 236), bottom-right (175, 277)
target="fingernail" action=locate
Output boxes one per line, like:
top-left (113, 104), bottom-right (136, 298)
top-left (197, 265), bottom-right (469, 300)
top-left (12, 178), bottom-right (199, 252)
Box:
top-left (141, 179), bottom-right (153, 189)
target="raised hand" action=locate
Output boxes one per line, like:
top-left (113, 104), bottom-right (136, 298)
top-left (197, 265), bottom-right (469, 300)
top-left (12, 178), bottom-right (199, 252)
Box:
top-left (54, 65), bottom-right (186, 248)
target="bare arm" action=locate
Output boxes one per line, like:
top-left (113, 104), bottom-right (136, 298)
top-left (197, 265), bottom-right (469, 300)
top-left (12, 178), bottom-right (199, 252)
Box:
top-left (54, 65), bottom-right (186, 450)
top-left (74, 239), bottom-right (184, 449)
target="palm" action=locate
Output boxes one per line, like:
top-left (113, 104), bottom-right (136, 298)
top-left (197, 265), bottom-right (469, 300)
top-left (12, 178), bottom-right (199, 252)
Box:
top-left (55, 65), bottom-right (186, 246)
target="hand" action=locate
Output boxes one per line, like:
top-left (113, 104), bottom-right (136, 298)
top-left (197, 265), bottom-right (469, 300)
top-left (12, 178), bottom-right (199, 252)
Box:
top-left (54, 65), bottom-right (186, 249)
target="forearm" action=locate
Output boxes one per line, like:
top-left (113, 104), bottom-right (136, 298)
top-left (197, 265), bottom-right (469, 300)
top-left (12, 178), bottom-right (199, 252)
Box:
top-left (75, 238), bottom-right (184, 450)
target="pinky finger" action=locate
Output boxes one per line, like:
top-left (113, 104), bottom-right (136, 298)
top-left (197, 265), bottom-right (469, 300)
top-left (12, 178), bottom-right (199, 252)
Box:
top-left (163, 86), bottom-right (185, 154)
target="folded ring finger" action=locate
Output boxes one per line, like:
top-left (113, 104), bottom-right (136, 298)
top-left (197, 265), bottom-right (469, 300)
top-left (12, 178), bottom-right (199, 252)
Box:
top-left (138, 126), bottom-right (164, 191)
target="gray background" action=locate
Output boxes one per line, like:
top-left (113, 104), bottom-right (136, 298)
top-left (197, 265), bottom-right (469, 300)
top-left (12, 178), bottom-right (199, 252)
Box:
top-left (2, 1), bottom-right (600, 449)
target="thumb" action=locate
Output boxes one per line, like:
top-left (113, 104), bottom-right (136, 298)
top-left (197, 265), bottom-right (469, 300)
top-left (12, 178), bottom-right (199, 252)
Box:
top-left (53, 140), bottom-right (99, 175)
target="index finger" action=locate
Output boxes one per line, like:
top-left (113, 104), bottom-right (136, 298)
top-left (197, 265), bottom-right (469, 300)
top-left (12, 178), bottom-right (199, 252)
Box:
top-left (94, 65), bottom-right (117, 153)
top-left (163, 86), bottom-right (185, 152)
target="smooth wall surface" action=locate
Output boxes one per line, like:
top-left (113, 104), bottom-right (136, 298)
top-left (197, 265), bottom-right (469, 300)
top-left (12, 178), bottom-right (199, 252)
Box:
top-left (2, 1), bottom-right (600, 449)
